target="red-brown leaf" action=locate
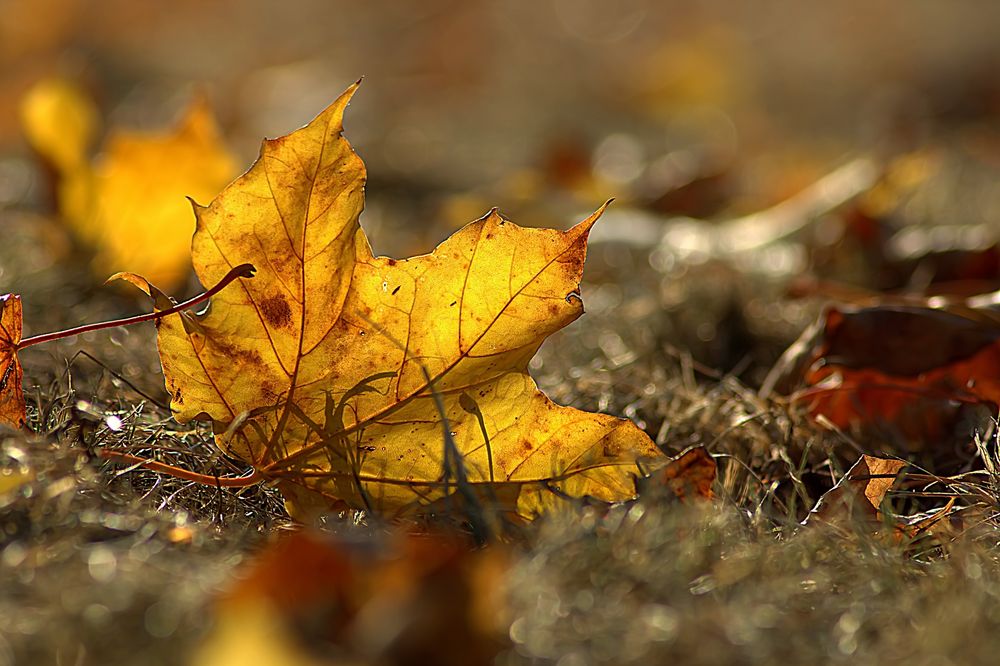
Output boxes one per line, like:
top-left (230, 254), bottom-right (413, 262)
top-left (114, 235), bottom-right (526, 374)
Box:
top-left (0, 295), bottom-right (24, 428)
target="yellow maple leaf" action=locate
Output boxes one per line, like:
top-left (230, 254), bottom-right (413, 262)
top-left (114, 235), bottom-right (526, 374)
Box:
top-left (129, 83), bottom-right (662, 520)
top-left (21, 79), bottom-right (236, 289)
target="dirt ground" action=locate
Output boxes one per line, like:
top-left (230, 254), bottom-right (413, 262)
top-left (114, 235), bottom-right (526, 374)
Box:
top-left (5, 2), bottom-right (1000, 665)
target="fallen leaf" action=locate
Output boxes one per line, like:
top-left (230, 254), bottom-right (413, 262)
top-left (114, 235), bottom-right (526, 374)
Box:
top-left (138, 83), bottom-right (662, 520)
top-left (0, 294), bottom-right (24, 428)
top-left (20, 78), bottom-right (96, 173)
top-left (898, 497), bottom-right (957, 541)
top-left (904, 501), bottom-right (991, 544)
top-left (804, 455), bottom-right (905, 526)
top-left (765, 303), bottom-right (1000, 443)
top-left (639, 446), bottom-right (716, 501)
top-left (805, 457), bottom-right (976, 550)
top-left (194, 530), bottom-right (508, 666)
top-left (21, 78), bottom-right (236, 289)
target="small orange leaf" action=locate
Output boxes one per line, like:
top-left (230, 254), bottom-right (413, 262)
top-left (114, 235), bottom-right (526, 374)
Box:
top-left (654, 446), bottom-right (716, 501)
top-left (0, 294), bottom-right (24, 428)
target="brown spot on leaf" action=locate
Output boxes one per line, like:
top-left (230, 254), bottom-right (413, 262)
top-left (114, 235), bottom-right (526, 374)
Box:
top-left (238, 347), bottom-right (263, 366)
top-left (213, 337), bottom-right (264, 368)
top-left (260, 381), bottom-right (279, 401)
top-left (261, 294), bottom-right (293, 329)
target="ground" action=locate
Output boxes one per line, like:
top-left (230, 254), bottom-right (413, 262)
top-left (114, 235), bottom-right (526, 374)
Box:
top-left (5, 3), bottom-right (1000, 665)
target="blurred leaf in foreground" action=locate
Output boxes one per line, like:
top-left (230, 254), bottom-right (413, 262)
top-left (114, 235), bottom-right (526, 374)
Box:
top-left (193, 530), bottom-right (508, 666)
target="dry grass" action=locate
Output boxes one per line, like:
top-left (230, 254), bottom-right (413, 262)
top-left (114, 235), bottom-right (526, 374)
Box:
top-left (3, 196), bottom-right (1000, 665)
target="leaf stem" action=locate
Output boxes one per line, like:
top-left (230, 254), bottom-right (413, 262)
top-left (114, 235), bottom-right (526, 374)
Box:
top-left (18, 264), bottom-right (256, 350)
top-left (99, 449), bottom-right (262, 487)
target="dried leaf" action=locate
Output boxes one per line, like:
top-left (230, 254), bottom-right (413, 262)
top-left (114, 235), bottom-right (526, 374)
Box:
top-left (805, 455), bottom-right (905, 526)
top-left (897, 497), bottom-right (958, 541)
top-left (768, 303), bottom-right (1000, 441)
top-left (642, 446), bottom-right (716, 501)
top-left (21, 79), bottom-right (236, 289)
top-left (0, 294), bottom-right (24, 428)
top-left (141, 84), bottom-right (662, 520)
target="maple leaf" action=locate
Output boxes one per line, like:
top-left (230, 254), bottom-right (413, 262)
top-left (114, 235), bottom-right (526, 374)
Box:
top-left (134, 83), bottom-right (663, 520)
top-left (21, 78), bottom-right (236, 289)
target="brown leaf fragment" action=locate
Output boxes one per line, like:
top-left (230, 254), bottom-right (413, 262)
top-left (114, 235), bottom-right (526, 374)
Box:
top-left (815, 306), bottom-right (1000, 377)
top-left (805, 455), bottom-right (905, 526)
top-left (896, 497), bottom-right (957, 541)
top-left (0, 294), bottom-right (25, 428)
top-left (653, 446), bottom-right (717, 501)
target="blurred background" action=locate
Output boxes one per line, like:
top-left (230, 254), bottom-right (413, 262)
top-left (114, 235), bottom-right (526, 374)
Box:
top-left (6, 0), bottom-right (1000, 231)
top-left (5, 0), bottom-right (1000, 382)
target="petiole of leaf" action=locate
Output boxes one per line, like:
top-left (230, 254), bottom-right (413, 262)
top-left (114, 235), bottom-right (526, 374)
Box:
top-left (99, 449), bottom-right (262, 487)
top-left (18, 263), bottom-right (256, 349)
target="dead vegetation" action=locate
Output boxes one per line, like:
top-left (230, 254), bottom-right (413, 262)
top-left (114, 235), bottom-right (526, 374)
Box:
top-left (7, 3), bottom-right (1000, 664)
top-left (6, 175), bottom-right (1000, 662)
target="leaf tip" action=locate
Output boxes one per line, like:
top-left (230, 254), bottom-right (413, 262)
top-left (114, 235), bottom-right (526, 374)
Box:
top-left (472, 207), bottom-right (503, 226)
top-left (176, 91), bottom-right (222, 139)
top-left (20, 78), bottom-right (99, 172)
top-left (571, 200), bottom-right (614, 236)
top-left (187, 195), bottom-right (210, 218)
